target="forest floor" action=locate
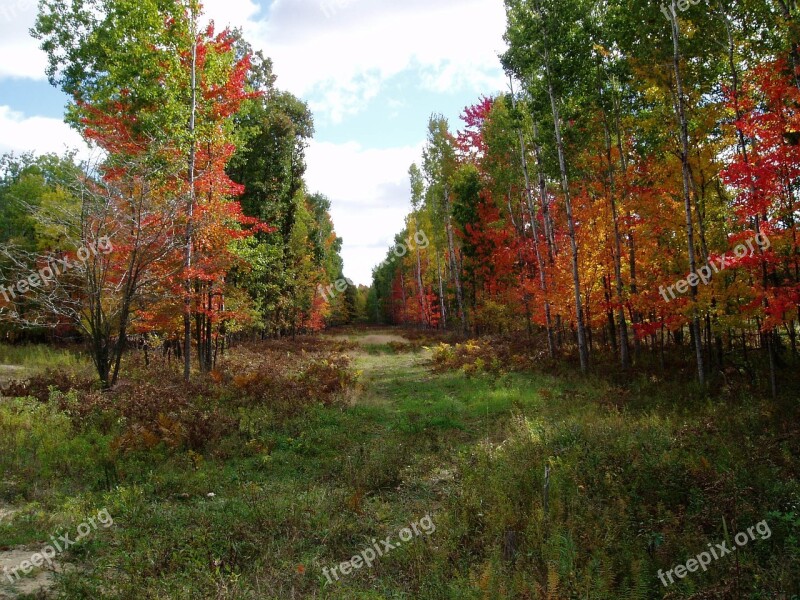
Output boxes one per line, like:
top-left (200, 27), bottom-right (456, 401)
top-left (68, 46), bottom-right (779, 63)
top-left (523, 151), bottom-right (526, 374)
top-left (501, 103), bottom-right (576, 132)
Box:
top-left (0, 329), bottom-right (798, 598)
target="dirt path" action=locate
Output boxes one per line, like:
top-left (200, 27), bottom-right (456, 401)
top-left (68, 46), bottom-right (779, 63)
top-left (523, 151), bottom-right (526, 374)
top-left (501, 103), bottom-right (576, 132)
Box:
top-left (330, 330), bottom-right (434, 409)
top-left (0, 548), bottom-right (61, 599)
top-left (0, 505), bottom-right (70, 599)
top-left (328, 332), bottom-right (411, 346)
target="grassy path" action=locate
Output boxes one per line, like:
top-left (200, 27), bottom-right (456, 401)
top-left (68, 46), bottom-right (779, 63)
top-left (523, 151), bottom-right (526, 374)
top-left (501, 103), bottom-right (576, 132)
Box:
top-left (0, 332), bottom-right (552, 599)
top-left (2, 334), bottom-right (795, 598)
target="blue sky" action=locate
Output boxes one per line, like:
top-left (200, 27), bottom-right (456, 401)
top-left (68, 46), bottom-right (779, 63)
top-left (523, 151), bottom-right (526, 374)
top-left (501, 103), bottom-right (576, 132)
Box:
top-left (0, 0), bottom-right (508, 285)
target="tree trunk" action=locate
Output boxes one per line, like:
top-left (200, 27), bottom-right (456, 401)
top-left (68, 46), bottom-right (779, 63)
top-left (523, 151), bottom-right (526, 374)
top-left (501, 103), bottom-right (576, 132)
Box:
top-left (183, 8), bottom-right (198, 383)
top-left (511, 84), bottom-right (556, 357)
top-left (544, 57), bottom-right (589, 372)
top-left (413, 216), bottom-right (428, 327)
top-left (444, 186), bottom-right (467, 333)
top-left (532, 120), bottom-right (557, 263)
top-left (436, 251), bottom-right (446, 329)
top-left (669, 0), bottom-right (705, 385)
top-left (601, 100), bottom-right (631, 368)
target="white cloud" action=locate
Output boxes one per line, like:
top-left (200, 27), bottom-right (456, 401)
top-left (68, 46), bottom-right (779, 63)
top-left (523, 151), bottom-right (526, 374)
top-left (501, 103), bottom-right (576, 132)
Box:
top-left (1, 0), bottom-right (508, 122)
top-left (305, 139), bottom-right (424, 285)
top-left (201, 0), bottom-right (262, 33)
top-left (0, 105), bottom-right (89, 158)
top-left (307, 71), bottom-right (383, 124)
top-left (0, 0), bottom-right (47, 79)
top-left (255, 0), bottom-right (508, 123)
top-left (0, 0), bottom-right (262, 81)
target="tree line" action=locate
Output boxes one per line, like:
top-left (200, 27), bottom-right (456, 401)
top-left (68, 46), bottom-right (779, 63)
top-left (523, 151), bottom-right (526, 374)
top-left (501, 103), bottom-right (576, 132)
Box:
top-left (370, 0), bottom-right (800, 395)
top-left (0, 0), bottom-right (359, 386)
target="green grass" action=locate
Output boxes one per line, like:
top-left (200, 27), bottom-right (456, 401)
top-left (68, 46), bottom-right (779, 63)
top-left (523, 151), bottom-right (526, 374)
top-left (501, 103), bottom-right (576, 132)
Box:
top-left (0, 343), bottom-right (89, 372)
top-left (0, 332), bottom-right (798, 599)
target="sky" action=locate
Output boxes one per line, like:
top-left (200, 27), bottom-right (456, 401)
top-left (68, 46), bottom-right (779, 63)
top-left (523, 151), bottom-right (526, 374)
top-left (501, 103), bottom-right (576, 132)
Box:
top-left (0, 0), bottom-right (508, 285)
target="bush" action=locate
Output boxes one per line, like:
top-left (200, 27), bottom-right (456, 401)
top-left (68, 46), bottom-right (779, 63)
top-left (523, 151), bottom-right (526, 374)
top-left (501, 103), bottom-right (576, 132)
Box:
top-left (221, 343), bottom-right (357, 418)
top-left (0, 394), bottom-right (113, 489)
top-left (1, 369), bottom-right (98, 402)
top-left (431, 338), bottom-right (548, 376)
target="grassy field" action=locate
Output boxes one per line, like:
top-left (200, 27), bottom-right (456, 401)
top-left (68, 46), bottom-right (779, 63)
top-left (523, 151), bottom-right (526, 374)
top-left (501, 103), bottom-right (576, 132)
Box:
top-left (0, 330), bottom-right (798, 599)
top-left (0, 345), bottom-right (91, 391)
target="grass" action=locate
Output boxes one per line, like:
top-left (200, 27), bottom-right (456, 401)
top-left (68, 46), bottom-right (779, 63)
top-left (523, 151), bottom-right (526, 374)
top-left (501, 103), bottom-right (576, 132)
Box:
top-left (0, 344), bottom-right (90, 373)
top-left (0, 330), bottom-right (798, 599)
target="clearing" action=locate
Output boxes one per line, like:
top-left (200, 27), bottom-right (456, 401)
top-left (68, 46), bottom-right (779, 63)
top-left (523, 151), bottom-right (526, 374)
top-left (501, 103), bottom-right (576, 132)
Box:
top-left (0, 330), bottom-right (796, 598)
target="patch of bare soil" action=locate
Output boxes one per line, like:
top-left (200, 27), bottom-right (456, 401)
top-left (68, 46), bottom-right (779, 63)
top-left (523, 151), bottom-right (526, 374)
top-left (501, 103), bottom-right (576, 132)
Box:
top-left (0, 547), bottom-right (60, 599)
top-left (0, 506), bottom-right (71, 599)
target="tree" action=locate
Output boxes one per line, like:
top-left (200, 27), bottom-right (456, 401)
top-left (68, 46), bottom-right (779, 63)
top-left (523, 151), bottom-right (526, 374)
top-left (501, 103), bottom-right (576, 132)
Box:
top-left (0, 156), bottom-right (183, 387)
top-left (502, 0), bottom-right (594, 371)
top-left (34, 0), bottom-right (267, 380)
top-left (423, 116), bottom-right (468, 333)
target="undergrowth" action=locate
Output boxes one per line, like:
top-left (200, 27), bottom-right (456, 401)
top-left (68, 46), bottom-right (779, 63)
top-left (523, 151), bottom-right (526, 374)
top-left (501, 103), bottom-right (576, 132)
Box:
top-left (0, 330), bottom-right (797, 599)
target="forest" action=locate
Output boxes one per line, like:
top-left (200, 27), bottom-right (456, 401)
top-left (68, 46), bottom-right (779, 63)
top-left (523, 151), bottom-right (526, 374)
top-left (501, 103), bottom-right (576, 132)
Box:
top-left (371, 0), bottom-right (800, 397)
top-left (2, 2), bottom-right (364, 388)
top-left (0, 0), bottom-right (798, 598)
